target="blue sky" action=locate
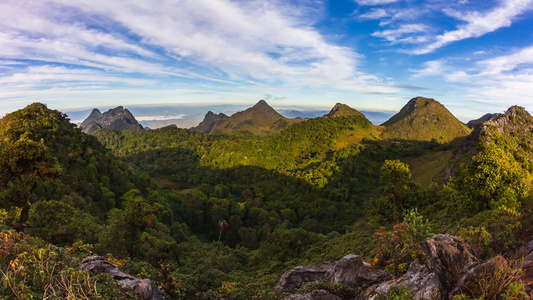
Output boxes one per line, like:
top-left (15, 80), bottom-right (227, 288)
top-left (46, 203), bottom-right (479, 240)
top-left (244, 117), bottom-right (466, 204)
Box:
top-left (1, 0), bottom-right (532, 121)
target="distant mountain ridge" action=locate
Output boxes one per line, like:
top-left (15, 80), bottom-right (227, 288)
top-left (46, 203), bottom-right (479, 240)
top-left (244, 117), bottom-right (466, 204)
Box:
top-left (466, 113), bottom-right (502, 128)
top-left (190, 111), bottom-right (229, 133)
top-left (80, 106), bottom-right (143, 134)
top-left (209, 100), bottom-right (304, 135)
top-left (381, 97), bottom-right (471, 142)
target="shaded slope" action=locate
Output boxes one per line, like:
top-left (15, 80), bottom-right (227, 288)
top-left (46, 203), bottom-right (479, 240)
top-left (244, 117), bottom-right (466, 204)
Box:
top-left (466, 113), bottom-right (502, 128)
top-left (210, 100), bottom-right (304, 135)
top-left (381, 97), bottom-right (471, 142)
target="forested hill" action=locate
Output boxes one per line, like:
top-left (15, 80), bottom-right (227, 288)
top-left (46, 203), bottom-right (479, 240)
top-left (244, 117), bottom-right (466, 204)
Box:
top-left (2, 101), bottom-right (533, 299)
top-left (381, 97), bottom-right (471, 142)
top-left (208, 100), bottom-right (304, 136)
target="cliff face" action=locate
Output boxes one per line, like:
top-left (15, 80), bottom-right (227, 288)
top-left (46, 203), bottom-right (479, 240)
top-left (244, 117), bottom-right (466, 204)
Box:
top-left (190, 111), bottom-right (228, 133)
top-left (80, 106), bottom-right (143, 134)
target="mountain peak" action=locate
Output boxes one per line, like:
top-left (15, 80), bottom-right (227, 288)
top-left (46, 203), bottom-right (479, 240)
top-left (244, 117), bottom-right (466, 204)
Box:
top-left (209, 100), bottom-right (303, 135)
top-left (325, 103), bottom-right (361, 117)
top-left (80, 106), bottom-right (143, 134)
top-left (381, 97), bottom-right (470, 142)
top-left (190, 111), bottom-right (229, 133)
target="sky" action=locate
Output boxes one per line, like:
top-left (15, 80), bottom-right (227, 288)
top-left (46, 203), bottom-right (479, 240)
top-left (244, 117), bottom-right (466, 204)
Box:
top-left (1, 0), bottom-right (533, 121)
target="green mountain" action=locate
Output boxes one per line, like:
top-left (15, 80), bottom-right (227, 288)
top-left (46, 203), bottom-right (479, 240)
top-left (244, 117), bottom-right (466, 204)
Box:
top-left (210, 100), bottom-right (304, 135)
top-left (446, 106), bottom-right (533, 184)
top-left (381, 97), bottom-right (471, 142)
top-left (325, 103), bottom-right (365, 118)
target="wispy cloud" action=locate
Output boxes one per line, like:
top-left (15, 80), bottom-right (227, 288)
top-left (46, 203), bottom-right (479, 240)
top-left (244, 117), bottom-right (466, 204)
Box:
top-left (372, 24), bottom-right (430, 44)
top-left (414, 0), bottom-right (533, 54)
top-left (0, 0), bottom-right (396, 106)
top-left (354, 0), bottom-right (401, 6)
top-left (411, 46), bottom-right (533, 109)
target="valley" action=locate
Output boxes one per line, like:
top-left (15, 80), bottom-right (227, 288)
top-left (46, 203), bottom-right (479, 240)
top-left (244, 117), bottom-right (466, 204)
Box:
top-left (1, 97), bottom-right (532, 299)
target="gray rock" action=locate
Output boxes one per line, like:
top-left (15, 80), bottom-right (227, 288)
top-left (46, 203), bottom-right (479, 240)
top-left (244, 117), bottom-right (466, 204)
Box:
top-left (275, 254), bottom-right (392, 294)
top-left (275, 261), bottom-right (335, 294)
top-left (120, 278), bottom-right (171, 300)
top-left (420, 234), bottom-right (480, 296)
top-left (363, 261), bottom-right (441, 300)
top-left (281, 289), bottom-right (342, 300)
top-left (325, 254), bottom-right (392, 290)
top-left (78, 256), bottom-right (171, 300)
top-left (78, 256), bottom-right (134, 280)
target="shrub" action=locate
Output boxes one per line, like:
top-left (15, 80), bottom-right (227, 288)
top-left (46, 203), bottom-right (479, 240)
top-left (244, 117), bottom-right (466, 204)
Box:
top-left (456, 258), bottom-right (523, 300)
top-left (0, 230), bottom-right (125, 299)
top-left (458, 226), bottom-right (492, 259)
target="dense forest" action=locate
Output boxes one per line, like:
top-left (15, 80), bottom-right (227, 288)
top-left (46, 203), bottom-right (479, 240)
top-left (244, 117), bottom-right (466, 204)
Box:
top-left (1, 100), bottom-right (533, 299)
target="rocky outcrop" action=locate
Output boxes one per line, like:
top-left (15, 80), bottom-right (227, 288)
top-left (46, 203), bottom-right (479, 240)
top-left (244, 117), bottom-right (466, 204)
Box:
top-left (324, 254), bottom-right (391, 290)
top-left (78, 256), bottom-right (171, 300)
top-left (420, 234), bottom-right (479, 296)
top-left (80, 106), bottom-right (143, 134)
top-left (275, 261), bottom-right (336, 294)
top-left (282, 290), bottom-right (341, 300)
top-left (364, 261), bottom-right (440, 300)
top-left (190, 111), bottom-right (228, 133)
top-left (275, 255), bottom-right (391, 294)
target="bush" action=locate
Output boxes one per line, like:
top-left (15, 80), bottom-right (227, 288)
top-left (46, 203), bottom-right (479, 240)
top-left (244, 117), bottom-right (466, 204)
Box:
top-left (0, 230), bottom-right (125, 299)
top-left (372, 209), bottom-right (432, 271)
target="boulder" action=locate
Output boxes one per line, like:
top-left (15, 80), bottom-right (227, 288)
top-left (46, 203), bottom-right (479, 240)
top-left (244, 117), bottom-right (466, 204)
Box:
top-left (420, 234), bottom-right (479, 296)
top-left (120, 278), bottom-right (171, 300)
top-left (282, 289), bottom-right (342, 300)
top-left (78, 256), bottom-right (133, 280)
top-left (78, 256), bottom-right (171, 300)
top-left (275, 261), bottom-right (335, 294)
top-left (325, 254), bottom-right (392, 290)
top-left (363, 261), bottom-right (441, 300)
top-left (275, 255), bottom-right (392, 294)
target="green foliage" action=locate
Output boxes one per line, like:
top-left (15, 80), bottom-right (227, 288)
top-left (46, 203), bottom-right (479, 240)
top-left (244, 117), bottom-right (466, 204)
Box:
top-left (501, 282), bottom-right (527, 300)
top-left (372, 210), bottom-right (431, 271)
top-left (378, 285), bottom-right (414, 300)
top-left (0, 230), bottom-right (125, 299)
top-left (458, 226), bottom-right (492, 260)
top-left (453, 148), bottom-right (528, 214)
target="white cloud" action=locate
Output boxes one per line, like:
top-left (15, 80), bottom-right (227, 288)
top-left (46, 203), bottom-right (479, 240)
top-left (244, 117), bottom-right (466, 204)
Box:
top-left (372, 24), bottom-right (429, 43)
top-left (412, 46), bottom-right (533, 111)
top-left (359, 8), bottom-right (389, 19)
top-left (478, 46), bottom-right (533, 75)
top-left (409, 60), bottom-right (447, 78)
top-left (0, 0), bottom-right (397, 98)
top-left (414, 0), bottom-right (533, 54)
top-left (354, 0), bottom-right (401, 6)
